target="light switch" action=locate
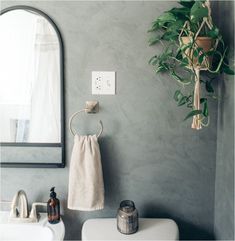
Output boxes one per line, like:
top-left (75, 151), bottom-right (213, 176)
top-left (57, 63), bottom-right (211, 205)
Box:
top-left (92, 71), bottom-right (116, 95)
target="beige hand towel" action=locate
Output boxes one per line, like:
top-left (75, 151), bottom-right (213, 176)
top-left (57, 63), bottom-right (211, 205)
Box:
top-left (68, 134), bottom-right (104, 211)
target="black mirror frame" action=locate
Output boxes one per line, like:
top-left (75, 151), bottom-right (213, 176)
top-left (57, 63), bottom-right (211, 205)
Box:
top-left (0, 6), bottom-right (65, 168)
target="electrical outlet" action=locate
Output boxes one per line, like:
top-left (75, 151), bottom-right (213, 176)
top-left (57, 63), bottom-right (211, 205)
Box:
top-left (92, 71), bottom-right (116, 95)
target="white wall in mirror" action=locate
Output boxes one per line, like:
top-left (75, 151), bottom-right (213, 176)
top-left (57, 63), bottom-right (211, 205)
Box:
top-left (0, 9), bottom-right (61, 143)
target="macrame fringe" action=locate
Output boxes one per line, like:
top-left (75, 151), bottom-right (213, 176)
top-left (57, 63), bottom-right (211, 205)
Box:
top-left (191, 69), bottom-right (202, 130)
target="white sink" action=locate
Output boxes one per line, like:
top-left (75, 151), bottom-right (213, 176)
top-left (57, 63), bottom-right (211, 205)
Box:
top-left (0, 211), bottom-right (65, 241)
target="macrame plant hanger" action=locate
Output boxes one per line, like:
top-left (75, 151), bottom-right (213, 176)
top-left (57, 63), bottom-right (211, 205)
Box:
top-left (179, 0), bottom-right (218, 130)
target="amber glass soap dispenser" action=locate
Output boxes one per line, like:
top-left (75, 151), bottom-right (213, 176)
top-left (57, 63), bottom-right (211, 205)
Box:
top-left (47, 187), bottom-right (60, 224)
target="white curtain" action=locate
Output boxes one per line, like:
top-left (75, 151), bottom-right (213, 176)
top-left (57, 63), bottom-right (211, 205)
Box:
top-left (28, 16), bottom-right (60, 143)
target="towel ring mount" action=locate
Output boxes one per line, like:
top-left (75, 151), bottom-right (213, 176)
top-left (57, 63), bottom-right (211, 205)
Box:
top-left (69, 101), bottom-right (103, 138)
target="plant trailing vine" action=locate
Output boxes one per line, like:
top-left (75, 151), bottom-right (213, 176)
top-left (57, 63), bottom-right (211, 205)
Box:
top-left (148, 0), bottom-right (234, 129)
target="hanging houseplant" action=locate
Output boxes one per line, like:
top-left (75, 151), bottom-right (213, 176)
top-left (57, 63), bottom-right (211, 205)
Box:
top-left (148, 0), bottom-right (234, 129)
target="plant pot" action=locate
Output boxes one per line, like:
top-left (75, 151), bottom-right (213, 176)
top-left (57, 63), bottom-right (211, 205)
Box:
top-left (180, 36), bottom-right (215, 69)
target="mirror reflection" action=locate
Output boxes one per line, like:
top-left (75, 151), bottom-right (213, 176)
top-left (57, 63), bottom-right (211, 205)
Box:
top-left (0, 9), bottom-right (61, 143)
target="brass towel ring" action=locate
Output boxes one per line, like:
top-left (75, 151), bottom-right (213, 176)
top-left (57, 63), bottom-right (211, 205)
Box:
top-left (69, 101), bottom-right (103, 138)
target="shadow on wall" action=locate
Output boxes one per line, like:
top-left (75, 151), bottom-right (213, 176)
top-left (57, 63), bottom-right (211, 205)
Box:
top-left (142, 204), bottom-right (215, 240)
top-left (99, 135), bottom-right (122, 206)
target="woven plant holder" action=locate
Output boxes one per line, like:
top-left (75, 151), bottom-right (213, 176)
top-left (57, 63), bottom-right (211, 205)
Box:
top-left (178, 0), bottom-right (218, 130)
top-left (180, 36), bottom-right (214, 69)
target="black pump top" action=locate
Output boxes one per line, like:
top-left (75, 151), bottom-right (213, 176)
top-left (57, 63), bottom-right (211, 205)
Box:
top-left (50, 187), bottom-right (57, 198)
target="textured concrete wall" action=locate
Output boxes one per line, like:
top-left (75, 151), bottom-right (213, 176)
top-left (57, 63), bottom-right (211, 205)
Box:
top-left (0, 1), bottom-right (218, 240)
top-left (214, 1), bottom-right (235, 240)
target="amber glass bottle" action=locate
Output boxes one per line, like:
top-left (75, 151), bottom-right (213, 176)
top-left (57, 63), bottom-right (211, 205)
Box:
top-left (47, 187), bottom-right (60, 224)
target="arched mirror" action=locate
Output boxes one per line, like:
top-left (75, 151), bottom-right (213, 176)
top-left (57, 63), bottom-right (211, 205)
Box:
top-left (0, 6), bottom-right (65, 167)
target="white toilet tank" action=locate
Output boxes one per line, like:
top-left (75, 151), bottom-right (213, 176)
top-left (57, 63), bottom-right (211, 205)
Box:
top-left (82, 218), bottom-right (179, 240)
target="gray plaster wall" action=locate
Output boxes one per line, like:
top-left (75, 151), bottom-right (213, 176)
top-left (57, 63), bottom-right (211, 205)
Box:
top-left (214, 1), bottom-right (234, 240)
top-left (0, 1), bottom-right (218, 240)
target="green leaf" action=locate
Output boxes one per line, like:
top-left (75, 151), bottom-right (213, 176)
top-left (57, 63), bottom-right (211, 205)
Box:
top-left (180, 57), bottom-right (189, 67)
top-left (169, 7), bottom-right (190, 17)
top-left (148, 22), bottom-right (160, 32)
top-left (150, 59), bottom-right (158, 66)
top-left (179, 0), bottom-right (195, 8)
top-left (203, 101), bottom-right (209, 117)
top-left (161, 31), bottom-right (178, 41)
top-left (157, 48), bottom-right (173, 63)
top-left (197, 47), bottom-right (203, 52)
top-left (223, 66), bottom-right (235, 75)
top-left (148, 36), bottom-right (162, 46)
top-left (200, 98), bottom-right (207, 104)
top-left (193, 49), bottom-right (199, 57)
top-left (154, 12), bottom-right (177, 28)
top-left (148, 55), bottom-right (158, 65)
top-left (207, 27), bottom-right (219, 39)
top-left (174, 90), bottom-right (183, 102)
top-left (198, 54), bottom-right (205, 64)
top-left (178, 96), bottom-right (188, 106)
top-left (205, 81), bottom-right (214, 93)
top-left (175, 47), bottom-right (184, 59)
top-left (190, 1), bottom-right (208, 23)
top-left (184, 110), bottom-right (202, 121)
top-left (158, 12), bottom-right (177, 22)
top-left (187, 103), bottom-right (193, 108)
top-left (206, 50), bottom-right (214, 56)
top-left (149, 11), bottom-right (179, 32)
top-left (171, 71), bottom-right (191, 84)
top-left (155, 64), bottom-right (169, 73)
top-left (167, 20), bottom-right (185, 33)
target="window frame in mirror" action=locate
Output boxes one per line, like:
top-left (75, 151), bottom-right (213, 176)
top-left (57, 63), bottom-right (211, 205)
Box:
top-left (0, 6), bottom-right (65, 168)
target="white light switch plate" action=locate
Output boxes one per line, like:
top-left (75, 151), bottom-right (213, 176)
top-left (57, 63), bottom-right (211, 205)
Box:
top-left (92, 71), bottom-right (116, 95)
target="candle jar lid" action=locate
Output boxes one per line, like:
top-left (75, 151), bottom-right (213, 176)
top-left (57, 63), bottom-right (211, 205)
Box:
top-left (119, 200), bottom-right (135, 213)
